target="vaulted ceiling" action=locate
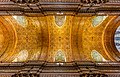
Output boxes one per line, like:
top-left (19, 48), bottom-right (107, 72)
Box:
top-left (0, 15), bottom-right (120, 62)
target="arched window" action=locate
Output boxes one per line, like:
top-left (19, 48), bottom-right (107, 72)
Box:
top-left (114, 26), bottom-right (120, 52)
top-left (91, 50), bottom-right (106, 61)
top-left (55, 50), bottom-right (66, 62)
top-left (92, 16), bottom-right (107, 27)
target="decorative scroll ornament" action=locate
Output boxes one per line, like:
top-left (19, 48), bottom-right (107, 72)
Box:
top-left (55, 16), bottom-right (66, 27)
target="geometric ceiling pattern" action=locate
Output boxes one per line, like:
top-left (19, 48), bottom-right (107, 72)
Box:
top-left (0, 15), bottom-right (119, 62)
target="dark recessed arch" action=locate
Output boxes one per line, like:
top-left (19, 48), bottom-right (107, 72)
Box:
top-left (103, 16), bottom-right (120, 61)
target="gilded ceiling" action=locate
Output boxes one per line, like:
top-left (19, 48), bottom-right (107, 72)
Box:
top-left (0, 15), bottom-right (120, 62)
